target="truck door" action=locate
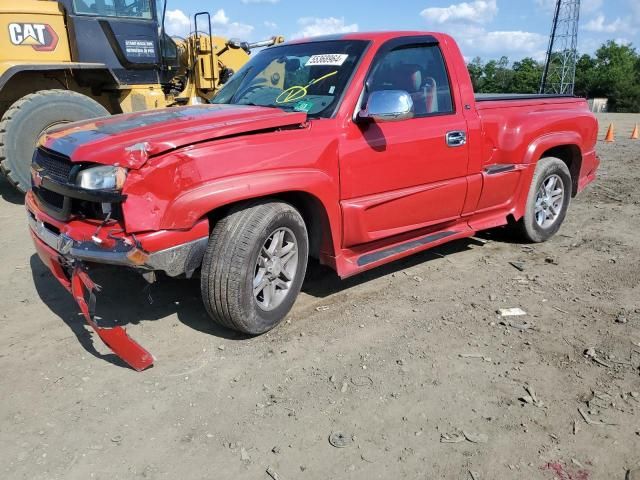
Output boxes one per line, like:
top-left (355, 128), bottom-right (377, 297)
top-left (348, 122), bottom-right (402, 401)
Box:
top-left (61, 0), bottom-right (162, 85)
top-left (340, 39), bottom-right (469, 247)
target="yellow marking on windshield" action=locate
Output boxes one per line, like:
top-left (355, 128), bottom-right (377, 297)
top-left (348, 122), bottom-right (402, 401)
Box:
top-left (275, 70), bottom-right (338, 104)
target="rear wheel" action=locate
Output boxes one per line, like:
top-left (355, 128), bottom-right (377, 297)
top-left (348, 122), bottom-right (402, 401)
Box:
top-left (200, 200), bottom-right (309, 334)
top-left (0, 90), bottom-right (109, 193)
top-left (513, 157), bottom-right (572, 243)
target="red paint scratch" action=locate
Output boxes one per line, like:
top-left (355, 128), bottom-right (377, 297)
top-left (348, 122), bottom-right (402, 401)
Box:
top-left (542, 462), bottom-right (590, 480)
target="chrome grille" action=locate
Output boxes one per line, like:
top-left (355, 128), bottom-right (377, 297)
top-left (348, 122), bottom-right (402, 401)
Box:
top-left (35, 186), bottom-right (64, 210)
top-left (33, 148), bottom-right (73, 184)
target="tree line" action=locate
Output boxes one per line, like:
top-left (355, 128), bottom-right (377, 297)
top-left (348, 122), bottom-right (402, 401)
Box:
top-left (467, 41), bottom-right (640, 112)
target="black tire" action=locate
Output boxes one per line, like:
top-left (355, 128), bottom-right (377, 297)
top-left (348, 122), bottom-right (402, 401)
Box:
top-left (0, 90), bottom-right (109, 193)
top-left (513, 157), bottom-right (572, 243)
top-left (200, 200), bottom-right (309, 334)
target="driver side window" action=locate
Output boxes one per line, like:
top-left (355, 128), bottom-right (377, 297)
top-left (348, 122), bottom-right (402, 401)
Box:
top-left (368, 45), bottom-right (454, 117)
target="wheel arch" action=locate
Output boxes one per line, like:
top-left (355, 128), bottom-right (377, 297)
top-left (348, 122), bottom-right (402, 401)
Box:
top-left (266, 191), bottom-right (333, 262)
top-left (538, 145), bottom-right (582, 197)
top-left (524, 132), bottom-right (583, 197)
top-left (155, 170), bottom-right (342, 269)
top-left (204, 191), bottom-right (336, 262)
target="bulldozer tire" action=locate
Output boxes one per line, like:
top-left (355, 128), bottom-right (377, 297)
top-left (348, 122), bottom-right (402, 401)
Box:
top-left (0, 90), bottom-right (109, 193)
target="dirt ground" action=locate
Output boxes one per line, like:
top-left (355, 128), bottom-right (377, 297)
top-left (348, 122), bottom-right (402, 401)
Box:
top-left (1, 113), bottom-right (639, 480)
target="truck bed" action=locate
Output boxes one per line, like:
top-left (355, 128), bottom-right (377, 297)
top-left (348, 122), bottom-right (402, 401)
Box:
top-left (475, 93), bottom-right (574, 102)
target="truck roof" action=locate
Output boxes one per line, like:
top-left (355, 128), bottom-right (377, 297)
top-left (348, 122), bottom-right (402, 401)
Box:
top-left (286, 31), bottom-right (446, 45)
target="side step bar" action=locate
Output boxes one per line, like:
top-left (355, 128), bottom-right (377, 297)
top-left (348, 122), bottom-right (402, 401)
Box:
top-left (357, 231), bottom-right (458, 266)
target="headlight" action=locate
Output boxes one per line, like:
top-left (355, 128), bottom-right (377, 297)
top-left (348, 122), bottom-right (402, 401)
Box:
top-left (76, 166), bottom-right (128, 190)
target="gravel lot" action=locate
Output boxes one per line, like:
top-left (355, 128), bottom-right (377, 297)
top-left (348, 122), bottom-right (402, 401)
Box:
top-left (1, 113), bottom-right (639, 480)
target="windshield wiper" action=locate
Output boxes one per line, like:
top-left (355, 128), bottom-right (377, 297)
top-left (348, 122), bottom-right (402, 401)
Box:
top-left (236, 102), bottom-right (297, 112)
top-left (237, 102), bottom-right (275, 108)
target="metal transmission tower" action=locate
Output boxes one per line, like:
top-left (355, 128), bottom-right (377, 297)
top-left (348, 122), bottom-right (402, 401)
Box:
top-left (539, 0), bottom-right (581, 94)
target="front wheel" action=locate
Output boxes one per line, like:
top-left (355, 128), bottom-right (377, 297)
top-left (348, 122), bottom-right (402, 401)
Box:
top-left (513, 157), bottom-right (572, 243)
top-left (200, 200), bottom-right (309, 334)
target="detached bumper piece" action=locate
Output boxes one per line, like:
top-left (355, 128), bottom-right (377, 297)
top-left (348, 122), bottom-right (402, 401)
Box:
top-left (71, 265), bottom-right (154, 371)
top-left (26, 193), bottom-right (210, 371)
top-left (28, 225), bottom-right (155, 370)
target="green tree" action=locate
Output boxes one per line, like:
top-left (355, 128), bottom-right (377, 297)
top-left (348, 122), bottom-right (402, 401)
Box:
top-left (574, 54), bottom-right (596, 98)
top-left (590, 41), bottom-right (640, 112)
top-left (495, 56), bottom-right (513, 91)
top-left (467, 56), bottom-right (484, 91)
top-left (467, 40), bottom-right (640, 112)
top-left (481, 59), bottom-right (499, 92)
top-left (510, 57), bottom-right (543, 93)
top-left (478, 57), bottom-right (511, 93)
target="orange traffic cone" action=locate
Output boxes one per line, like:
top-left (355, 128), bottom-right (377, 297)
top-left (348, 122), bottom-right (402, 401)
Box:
top-left (631, 124), bottom-right (639, 140)
top-left (604, 123), bottom-right (615, 142)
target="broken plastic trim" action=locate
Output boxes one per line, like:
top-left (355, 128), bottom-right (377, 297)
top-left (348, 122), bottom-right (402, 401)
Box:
top-left (71, 264), bottom-right (154, 371)
top-left (28, 212), bottom-right (207, 278)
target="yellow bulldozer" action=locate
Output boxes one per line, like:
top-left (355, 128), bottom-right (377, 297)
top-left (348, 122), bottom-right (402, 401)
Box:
top-left (0, 0), bottom-right (283, 192)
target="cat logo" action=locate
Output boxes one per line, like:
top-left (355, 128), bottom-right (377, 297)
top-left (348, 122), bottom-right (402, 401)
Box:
top-left (8, 23), bottom-right (58, 52)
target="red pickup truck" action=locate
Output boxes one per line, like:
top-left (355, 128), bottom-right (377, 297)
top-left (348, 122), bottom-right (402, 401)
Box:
top-left (26, 31), bottom-right (599, 370)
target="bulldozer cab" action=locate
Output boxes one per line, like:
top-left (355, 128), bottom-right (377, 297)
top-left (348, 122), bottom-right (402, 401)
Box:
top-left (57, 0), bottom-right (178, 85)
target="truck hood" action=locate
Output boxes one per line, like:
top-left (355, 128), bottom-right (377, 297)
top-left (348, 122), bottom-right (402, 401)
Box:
top-left (40, 105), bottom-right (308, 169)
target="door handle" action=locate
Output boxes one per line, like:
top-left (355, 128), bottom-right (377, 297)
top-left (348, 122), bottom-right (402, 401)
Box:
top-left (446, 131), bottom-right (467, 147)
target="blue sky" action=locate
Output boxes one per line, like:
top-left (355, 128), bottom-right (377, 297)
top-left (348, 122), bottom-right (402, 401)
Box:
top-left (164, 0), bottom-right (640, 62)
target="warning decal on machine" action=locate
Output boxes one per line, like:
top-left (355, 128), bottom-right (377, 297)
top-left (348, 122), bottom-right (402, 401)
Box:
top-left (125, 40), bottom-right (155, 58)
top-left (305, 54), bottom-right (349, 67)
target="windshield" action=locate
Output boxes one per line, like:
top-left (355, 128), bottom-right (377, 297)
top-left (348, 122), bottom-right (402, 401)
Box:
top-left (73, 0), bottom-right (153, 19)
top-left (212, 40), bottom-right (369, 118)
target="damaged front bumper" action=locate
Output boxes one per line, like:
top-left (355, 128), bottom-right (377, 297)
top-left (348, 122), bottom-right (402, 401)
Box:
top-left (26, 192), bottom-right (209, 370)
top-left (27, 210), bottom-right (208, 278)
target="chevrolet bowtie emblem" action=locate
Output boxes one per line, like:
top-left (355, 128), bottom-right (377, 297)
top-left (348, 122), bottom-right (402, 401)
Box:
top-left (57, 234), bottom-right (74, 255)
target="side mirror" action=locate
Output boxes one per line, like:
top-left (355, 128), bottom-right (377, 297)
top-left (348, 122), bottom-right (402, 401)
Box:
top-left (359, 90), bottom-right (414, 122)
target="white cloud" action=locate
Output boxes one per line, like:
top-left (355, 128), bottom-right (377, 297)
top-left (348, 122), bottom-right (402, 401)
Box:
top-left (421, 0), bottom-right (497, 25)
top-left (419, 3), bottom-right (546, 60)
top-left (583, 14), bottom-right (634, 34)
top-left (211, 8), bottom-right (255, 39)
top-left (163, 9), bottom-right (255, 39)
top-left (293, 17), bottom-right (359, 39)
top-left (437, 24), bottom-right (547, 60)
top-left (472, 30), bottom-right (547, 60)
top-left (578, 36), bottom-right (601, 54)
top-left (165, 9), bottom-right (191, 37)
top-left (211, 9), bottom-right (229, 25)
top-left (614, 37), bottom-right (632, 45)
top-left (264, 21), bottom-right (278, 29)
